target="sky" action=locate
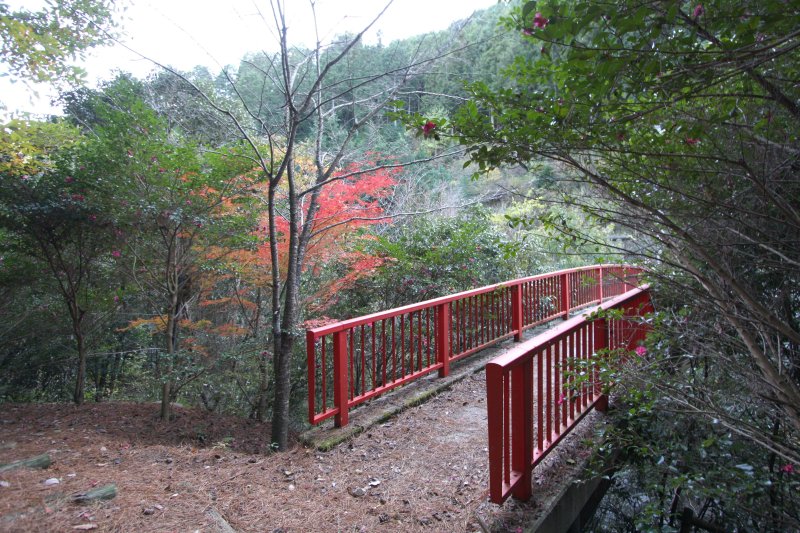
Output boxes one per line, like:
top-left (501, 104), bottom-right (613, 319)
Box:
top-left (0, 0), bottom-right (499, 120)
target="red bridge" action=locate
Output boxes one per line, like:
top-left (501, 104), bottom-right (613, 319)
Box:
top-left (305, 264), bottom-right (652, 505)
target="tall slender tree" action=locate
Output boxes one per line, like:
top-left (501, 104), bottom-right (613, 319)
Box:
top-left (164, 0), bottom-right (467, 448)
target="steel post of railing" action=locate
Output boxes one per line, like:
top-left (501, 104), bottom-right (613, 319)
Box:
top-left (306, 330), bottom-right (316, 425)
top-left (333, 330), bottom-right (349, 427)
top-left (511, 359), bottom-right (533, 500)
top-left (598, 266), bottom-right (604, 301)
top-left (511, 285), bottom-right (523, 342)
top-left (436, 302), bottom-right (451, 378)
top-left (485, 362), bottom-right (505, 501)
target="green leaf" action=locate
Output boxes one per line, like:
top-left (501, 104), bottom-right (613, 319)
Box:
top-left (522, 2), bottom-right (536, 23)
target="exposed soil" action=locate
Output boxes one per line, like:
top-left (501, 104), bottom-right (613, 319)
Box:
top-left (0, 371), bottom-right (601, 532)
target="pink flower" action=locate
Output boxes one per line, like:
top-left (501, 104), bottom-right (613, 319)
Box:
top-left (685, 137), bottom-right (700, 146)
top-left (71, 194), bottom-right (85, 202)
top-left (65, 176), bottom-right (75, 183)
top-left (693, 4), bottom-right (704, 18)
top-left (21, 175), bottom-right (30, 181)
top-left (422, 121), bottom-right (436, 138)
top-left (635, 346), bottom-right (647, 357)
top-left (782, 464), bottom-right (795, 474)
top-left (523, 28), bottom-right (534, 36)
top-left (557, 394), bottom-right (567, 405)
top-left (111, 250), bottom-right (122, 258)
top-left (88, 215), bottom-right (97, 222)
top-left (113, 295), bottom-right (119, 303)
top-left (533, 12), bottom-right (549, 28)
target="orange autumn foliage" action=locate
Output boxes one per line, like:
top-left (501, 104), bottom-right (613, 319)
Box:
top-left (175, 154), bottom-right (402, 342)
top-left (217, 154), bottom-right (400, 289)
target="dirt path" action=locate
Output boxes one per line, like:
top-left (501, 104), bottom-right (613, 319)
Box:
top-left (0, 368), bottom-right (600, 532)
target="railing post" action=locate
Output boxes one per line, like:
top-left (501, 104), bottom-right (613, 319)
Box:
top-left (486, 362), bottom-right (504, 504)
top-left (560, 273), bottom-right (570, 320)
top-left (593, 317), bottom-right (609, 413)
top-left (436, 303), bottom-right (451, 378)
top-left (598, 266), bottom-right (604, 302)
top-left (511, 359), bottom-right (534, 501)
top-left (511, 285), bottom-right (523, 341)
top-left (333, 330), bottom-right (349, 427)
top-left (307, 331), bottom-right (316, 425)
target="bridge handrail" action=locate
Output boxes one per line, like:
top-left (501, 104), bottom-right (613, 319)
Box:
top-left (307, 265), bottom-right (635, 337)
top-left (307, 264), bottom-right (643, 427)
top-left (485, 285), bottom-right (653, 504)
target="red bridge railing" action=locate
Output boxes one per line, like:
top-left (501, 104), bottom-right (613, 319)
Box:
top-left (306, 264), bottom-right (642, 427)
top-left (485, 286), bottom-right (653, 504)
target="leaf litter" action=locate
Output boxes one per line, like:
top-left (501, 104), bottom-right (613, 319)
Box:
top-left (0, 372), bottom-right (600, 532)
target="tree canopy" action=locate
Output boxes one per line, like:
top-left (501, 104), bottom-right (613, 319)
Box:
top-left (449, 0), bottom-right (800, 529)
top-left (0, 0), bottom-right (118, 84)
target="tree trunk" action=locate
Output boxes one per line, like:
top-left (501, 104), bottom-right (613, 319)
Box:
top-left (160, 381), bottom-right (172, 421)
top-left (271, 332), bottom-right (296, 450)
top-left (160, 253), bottom-right (180, 421)
top-left (73, 331), bottom-right (86, 406)
top-left (270, 159), bottom-right (302, 451)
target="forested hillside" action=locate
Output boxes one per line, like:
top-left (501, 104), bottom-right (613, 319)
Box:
top-left (1, 0), bottom-right (798, 530)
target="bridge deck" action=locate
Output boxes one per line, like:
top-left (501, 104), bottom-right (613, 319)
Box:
top-left (299, 313), bottom-right (606, 531)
